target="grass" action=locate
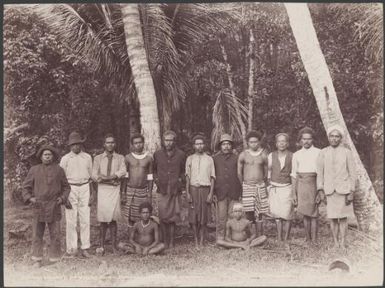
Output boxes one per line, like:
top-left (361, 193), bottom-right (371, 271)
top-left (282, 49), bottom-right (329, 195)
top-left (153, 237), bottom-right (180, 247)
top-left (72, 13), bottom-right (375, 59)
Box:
top-left (4, 198), bottom-right (383, 287)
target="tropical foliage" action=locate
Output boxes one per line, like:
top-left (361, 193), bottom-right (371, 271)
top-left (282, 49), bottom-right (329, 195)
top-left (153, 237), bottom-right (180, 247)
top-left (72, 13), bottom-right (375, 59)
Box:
top-left (4, 3), bottom-right (383, 208)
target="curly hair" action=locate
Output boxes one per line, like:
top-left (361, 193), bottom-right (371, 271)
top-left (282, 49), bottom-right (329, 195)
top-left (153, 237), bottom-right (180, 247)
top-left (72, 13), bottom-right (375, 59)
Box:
top-left (246, 130), bottom-right (263, 141)
top-left (139, 202), bottom-right (153, 214)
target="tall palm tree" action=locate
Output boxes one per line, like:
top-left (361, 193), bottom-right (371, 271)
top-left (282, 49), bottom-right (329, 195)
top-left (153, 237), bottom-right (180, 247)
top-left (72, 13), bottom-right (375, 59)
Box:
top-left (33, 3), bottom-right (231, 150)
top-left (285, 3), bottom-right (382, 233)
top-left (120, 4), bottom-right (161, 152)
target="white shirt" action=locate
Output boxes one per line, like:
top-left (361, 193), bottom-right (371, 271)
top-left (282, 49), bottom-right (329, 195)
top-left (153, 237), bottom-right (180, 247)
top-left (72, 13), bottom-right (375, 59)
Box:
top-left (60, 151), bottom-right (92, 184)
top-left (291, 145), bottom-right (321, 178)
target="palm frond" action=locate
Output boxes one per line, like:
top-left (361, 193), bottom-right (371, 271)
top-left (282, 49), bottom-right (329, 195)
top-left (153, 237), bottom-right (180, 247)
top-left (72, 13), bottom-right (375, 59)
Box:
top-left (33, 4), bottom-right (133, 94)
top-left (140, 4), bottom-right (186, 125)
top-left (331, 3), bottom-right (383, 62)
top-left (211, 89), bottom-right (248, 151)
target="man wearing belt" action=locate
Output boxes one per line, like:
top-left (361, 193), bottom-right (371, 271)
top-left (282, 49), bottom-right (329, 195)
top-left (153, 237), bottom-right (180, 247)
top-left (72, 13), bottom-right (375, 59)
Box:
top-left (92, 134), bottom-right (126, 255)
top-left (60, 132), bottom-right (93, 258)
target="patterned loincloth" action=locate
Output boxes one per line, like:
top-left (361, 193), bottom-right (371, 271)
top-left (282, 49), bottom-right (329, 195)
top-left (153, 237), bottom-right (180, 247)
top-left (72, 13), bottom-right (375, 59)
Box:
top-left (242, 182), bottom-right (269, 216)
top-left (121, 186), bottom-right (149, 224)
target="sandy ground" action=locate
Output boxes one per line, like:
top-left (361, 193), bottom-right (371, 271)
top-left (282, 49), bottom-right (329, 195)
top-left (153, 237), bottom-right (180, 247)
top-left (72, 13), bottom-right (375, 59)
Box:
top-left (4, 199), bottom-right (384, 287)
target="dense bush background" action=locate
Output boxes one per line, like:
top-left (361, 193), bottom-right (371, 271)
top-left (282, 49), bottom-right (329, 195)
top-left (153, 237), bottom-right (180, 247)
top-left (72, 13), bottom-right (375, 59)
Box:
top-left (4, 4), bottom-right (383, 202)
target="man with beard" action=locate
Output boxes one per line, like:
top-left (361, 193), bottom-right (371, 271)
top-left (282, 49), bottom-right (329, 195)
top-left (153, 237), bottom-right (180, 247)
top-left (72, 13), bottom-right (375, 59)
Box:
top-left (317, 124), bottom-right (356, 250)
top-left (153, 130), bottom-right (186, 249)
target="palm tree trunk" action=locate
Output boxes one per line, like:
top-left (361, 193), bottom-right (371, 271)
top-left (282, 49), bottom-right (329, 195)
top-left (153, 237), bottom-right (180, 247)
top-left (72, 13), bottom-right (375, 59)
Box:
top-left (247, 29), bottom-right (255, 131)
top-left (285, 3), bottom-right (382, 233)
top-left (120, 4), bottom-right (161, 153)
top-left (219, 39), bottom-right (247, 148)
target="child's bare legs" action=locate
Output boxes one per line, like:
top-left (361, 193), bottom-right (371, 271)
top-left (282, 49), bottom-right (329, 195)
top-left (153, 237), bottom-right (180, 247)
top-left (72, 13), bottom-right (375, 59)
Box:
top-left (330, 218), bottom-right (339, 248)
top-left (250, 235), bottom-right (267, 247)
top-left (303, 216), bottom-right (311, 242)
top-left (117, 242), bottom-right (137, 254)
top-left (148, 243), bottom-right (166, 255)
top-left (310, 217), bottom-right (318, 243)
top-left (283, 220), bottom-right (292, 242)
top-left (216, 239), bottom-right (248, 250)
top-left (276, 219), bottom-right (283, 242)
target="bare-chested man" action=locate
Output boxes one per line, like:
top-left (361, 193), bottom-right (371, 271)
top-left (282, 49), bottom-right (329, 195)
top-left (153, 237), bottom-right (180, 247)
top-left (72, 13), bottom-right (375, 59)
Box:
top-left (118, 202), bottom-right (165, 255)
top-left (237, 130), bottom-right (269, 236)
top-left (122, 134), bottom-right (153, 227)
top-left (217, 203), bottom-right (267, 250)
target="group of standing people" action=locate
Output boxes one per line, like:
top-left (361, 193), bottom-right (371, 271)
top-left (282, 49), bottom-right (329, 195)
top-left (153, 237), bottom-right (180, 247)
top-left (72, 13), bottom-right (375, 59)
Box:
top-left (22, 124), bottom-right (356, 267)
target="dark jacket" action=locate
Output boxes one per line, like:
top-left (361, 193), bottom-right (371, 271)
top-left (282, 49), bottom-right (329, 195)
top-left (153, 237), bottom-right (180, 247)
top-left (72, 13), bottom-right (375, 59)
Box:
top-left (213, 152), bottom-right (241, 201)
top-left (22, 163), bottom-right (70, 222)
top-left (153, 148), bottom-right (186, 195)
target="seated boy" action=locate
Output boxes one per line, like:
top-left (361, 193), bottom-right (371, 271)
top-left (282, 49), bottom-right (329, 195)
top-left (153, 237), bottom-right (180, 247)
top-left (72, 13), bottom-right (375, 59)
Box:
top-left (118, 202), bottom-right (165, 255)
top-left (216, 203), bottom-right (267, 250)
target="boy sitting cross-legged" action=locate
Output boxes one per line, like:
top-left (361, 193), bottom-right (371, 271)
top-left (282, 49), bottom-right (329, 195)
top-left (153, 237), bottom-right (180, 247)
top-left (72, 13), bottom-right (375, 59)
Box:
top-left (216, 203), bottom-right (267, 250)
top-left (118, 202), bottom-right (165, 255)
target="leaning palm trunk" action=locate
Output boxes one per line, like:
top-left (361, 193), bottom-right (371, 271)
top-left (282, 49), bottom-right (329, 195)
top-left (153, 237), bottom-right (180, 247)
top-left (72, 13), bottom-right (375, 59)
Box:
top-left (219, 39), bottom-right (247, 148)
top-left (121, 4), bottom-right (161, 153)
top-left (247, 29), bottom-right (256, 131)
top-left (285, 3), bottom-right (382, 233)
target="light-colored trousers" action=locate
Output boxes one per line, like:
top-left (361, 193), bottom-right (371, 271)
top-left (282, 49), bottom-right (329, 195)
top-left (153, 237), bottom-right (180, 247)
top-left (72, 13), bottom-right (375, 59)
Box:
top-left (65, 184), bottom-right (90, 252)
top-left (216, 198), bottom-right (237, 240)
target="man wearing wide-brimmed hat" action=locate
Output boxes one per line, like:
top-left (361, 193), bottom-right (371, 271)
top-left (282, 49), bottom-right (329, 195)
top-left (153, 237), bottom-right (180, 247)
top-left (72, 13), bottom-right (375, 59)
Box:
top-left (213, 134), bottom-right (241, 241)
top-left (60, 132), bottom-right (93, 258)
top-left (316, 124), bottom-right (356, 251)
top-left (22, 144), bottom-right (71, 267)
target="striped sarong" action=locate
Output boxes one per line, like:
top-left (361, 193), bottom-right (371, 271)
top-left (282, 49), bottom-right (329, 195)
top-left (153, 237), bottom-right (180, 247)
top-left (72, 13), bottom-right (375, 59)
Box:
top-left (242, 182), bottom-right (269, 216)
top-left (121, 186), bottom-right (149, 224)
